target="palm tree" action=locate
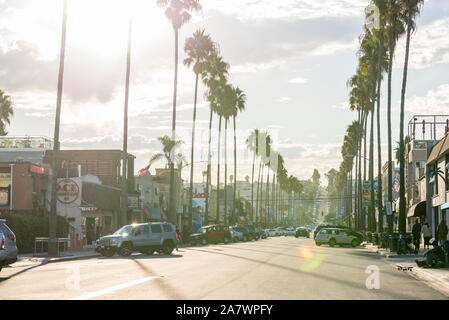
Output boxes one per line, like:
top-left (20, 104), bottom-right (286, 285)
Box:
top-left (149, 135), bottom-right (185, 168)
top-left (231, 87), bottom-right (246, 223)
top-left (202, 53), bottom-right (229, 224)
top-left (157, 0), bottom-right (202, 224)
top-left (385, 0), bottom-right (406, 233)
top-left (184, 29), bottom-right (216, 225)
top-left (398, 0), bottom-right (424, 234)
top-left (0, 90), bottom-right (13, 136)
top-left (246, 129), bottom-right (259, 223)
top-left (49, 0), bottom-right (68, 256)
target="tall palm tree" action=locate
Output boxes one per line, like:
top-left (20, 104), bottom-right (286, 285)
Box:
top-left (121, 17), bottom-right (133, 227)
top-left (398, 0), bottom-right (424, 234)
top-left (0, 90), bottom-right (13, 136)
top-left (386, 0), bottom-right (406, 233)
top-left (49, 0), bottom-right (68, 256)
top-left (157, 0), bottom-right (202, 224)
top-left (202, 53), bottom-right (229, 224)
top-left (246, 129), bottom-right (259, 223)
top-left (184, 29), bottom-right (216, 225)
top-left (231, 87), bottom-right (246, 223)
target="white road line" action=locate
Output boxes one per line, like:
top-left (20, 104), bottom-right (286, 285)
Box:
top-left (68, 276), bottom-right (158, 300)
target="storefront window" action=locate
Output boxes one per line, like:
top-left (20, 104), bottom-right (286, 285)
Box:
top-left (0, 173), bottom-right (11, 206)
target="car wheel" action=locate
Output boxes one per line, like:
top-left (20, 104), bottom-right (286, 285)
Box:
top-left (201, 238), bottom-right (208, 246)
top-left (329, 238), bottom-right (336, 247)
top-left (162, 242), bottom-right (174, 255)
top-left (101, 248), bottom-right (115, 257)
top-left (118, 243), bottom-right (132, 256)
top-left (351, 239), bottom-right (359, 248)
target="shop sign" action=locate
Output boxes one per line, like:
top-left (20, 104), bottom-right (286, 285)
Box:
top-left (30, 165), bottom-right (45, 174)
top-left (80, 206), bottom-right (97, 212)
top-left (128, 195), bottom-right (139, 209)
top-left (57, 179), bottom-right (79, 204)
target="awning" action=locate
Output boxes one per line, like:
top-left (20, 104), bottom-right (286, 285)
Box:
top-left (441, 203), bottom-right (449, 210)
top-left (407, 201), bottom-right (427, 218)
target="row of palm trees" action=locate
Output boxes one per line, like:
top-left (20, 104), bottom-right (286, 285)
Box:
top-left (336, 0), bottom-right (424, 233)
top-left (155, 0), bottom-right (251, 225)
top-left (246, 130), bottom-right (303, 226)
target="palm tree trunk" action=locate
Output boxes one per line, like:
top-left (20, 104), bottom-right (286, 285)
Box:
top-left (265, 167), bottom-right (270, 227)
top-left (233, 115), bottom-right (237, 224)
top-left (168, 27), bottom-right (179, 225)
top-left (251, 148), bottom-right (256, 223)
top-left (216, 115), bottom-right (222, 223)
top-left (387, 35), bottom-right (395, 234)
top-left (369, 105), bottom-right (375, 232)
top-left (399, 6), bottom-right (413, 234)
top-left (189, 72), bottom-right (199, 226)
top-left (256, 158), bottom-right (262, 226)
top-left (376, 77), bottom-right (383, 233)
top-left (204, 107), bottom-right (213, 225)
top-left (224, 118), bottom-right (228, 225)
top-left (272, 173), bottom-right (276, 227)
top-left (49, 0), bottom-right (68, 255)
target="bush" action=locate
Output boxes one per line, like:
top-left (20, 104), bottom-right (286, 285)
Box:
top-left (1, 212), bottom-right (69, 253)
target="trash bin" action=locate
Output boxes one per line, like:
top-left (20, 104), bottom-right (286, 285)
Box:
top-left (391, 233), bottom-right (400, 252)
top-left (372, 233), bottom-right (378, 245)
top-left (381, 233), bottom-right (391, 249)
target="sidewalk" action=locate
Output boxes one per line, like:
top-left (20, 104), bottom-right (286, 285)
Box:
top-left (15, 248), bottom-right (100, 266)
top-left (365, 242), bottom-right (449, 297)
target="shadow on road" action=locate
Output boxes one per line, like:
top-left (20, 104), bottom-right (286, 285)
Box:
top-left (0, 260), bottom-right (48, 284)
top-left (189, 247), bottom-right (416, 299)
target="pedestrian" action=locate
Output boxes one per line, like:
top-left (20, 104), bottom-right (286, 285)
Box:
top-left (412, 218), bottom-right (422, 253)
top-left (437, 215), bottom-right (448, 245)
top-left (175, 226), bottom-right (180, 252)
top-left (422, 222), bottom-right (432, 250)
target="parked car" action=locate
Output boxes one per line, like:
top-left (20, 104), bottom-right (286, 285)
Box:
top-left (245, 225), bottom-right (260, 240)
top-left (0, 220), bottom-right (18, 272)
top-left (95, 222), bottom-right (177, 257)
top-left (189, 226), bottom-right (209, 246)
top-left (313, 224), bottom-right (361, 240)
top-left (229, 226), bottom-right (243, 242)
top-left (284, 227), bottom-right (295, 236)
top-left (267, 229), bottom-right (278, 237)
top-left (295, 227), bottom-right (310, 238)
top-left (232, 225), bottom-right (251, 241)
top-left (258, 228), bottom-right (268, 239)
top-left (315, 228), bottom-right (361, 247)
top-left (190, 225), bottom-right (232, 245)
top-left (276, 227), bottom-right (287, 236)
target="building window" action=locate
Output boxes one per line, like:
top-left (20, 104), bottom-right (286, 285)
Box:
top-left (433, 164), bottom-right (439, 196)
top-left (0, 173), bottom-right (11, 206)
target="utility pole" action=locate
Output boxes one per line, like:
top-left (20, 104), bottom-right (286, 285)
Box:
top-left (49, 0), bottom-right (68, 257)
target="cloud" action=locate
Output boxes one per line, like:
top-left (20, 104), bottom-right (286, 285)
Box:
top-left (203, 0), bottom-right (367, 22)
top-left (405, 83), bottom-right (449, 114)
top-left (307, 38), bottom-right (359, 56)
top-left (288, 77), bottom-right (308, 84)
top-left (276, 96), bottom-right (291, 102)
top-left (395, 17), bottom-right (449, 69)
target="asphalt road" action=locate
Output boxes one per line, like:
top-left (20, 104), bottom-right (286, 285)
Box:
top-left (0, 237), bottom-right (446, 300)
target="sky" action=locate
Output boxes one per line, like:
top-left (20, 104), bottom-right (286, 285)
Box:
top-left (1, 0), bottom-right (449, 186)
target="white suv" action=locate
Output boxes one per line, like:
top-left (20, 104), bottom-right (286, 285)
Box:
top-left (315, 228), bottom-right (361, 247)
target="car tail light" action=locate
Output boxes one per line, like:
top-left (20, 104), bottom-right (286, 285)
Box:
top-left (7, 234), bottom-right (15, 242)
top-left (1, 235), bottom-right (4, 249)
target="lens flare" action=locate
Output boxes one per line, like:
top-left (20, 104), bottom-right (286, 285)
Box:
top-left (298, 246), bottom-right (324, 272)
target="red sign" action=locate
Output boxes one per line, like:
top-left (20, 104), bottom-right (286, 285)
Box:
top-left (57, 179), bottom-right (79, 204)
top-left (30, 165), bottom-right (45, 174)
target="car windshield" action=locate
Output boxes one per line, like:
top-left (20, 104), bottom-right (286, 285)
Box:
top-left (113, 225), bottom-right (134, 236)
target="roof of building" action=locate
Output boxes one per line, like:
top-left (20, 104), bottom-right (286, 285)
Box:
top-left (426, 134), bottom-right (449, 165)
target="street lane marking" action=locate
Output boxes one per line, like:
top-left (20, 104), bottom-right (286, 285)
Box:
top-left (68, 276), bottom-right (158, 300)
